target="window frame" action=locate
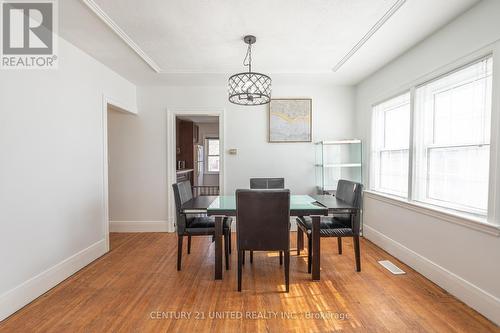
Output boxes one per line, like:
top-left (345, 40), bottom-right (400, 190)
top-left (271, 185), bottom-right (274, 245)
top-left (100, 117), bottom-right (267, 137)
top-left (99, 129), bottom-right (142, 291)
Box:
top-left (369, 53), bottom-right (497, 226)
top-left (413, 56), bottom-right (492, 216)
top-left (423, 143), bottom-right (490, 215)
top-left (204, 136), bottom-right (220, 174)
top-left (378, 148), bottom-right (410, 196)
top-left (370, 92), bottom-right (411, 198)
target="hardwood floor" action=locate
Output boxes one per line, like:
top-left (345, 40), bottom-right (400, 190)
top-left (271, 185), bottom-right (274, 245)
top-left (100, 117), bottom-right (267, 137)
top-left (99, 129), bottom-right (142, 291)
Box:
top-left (1, 233), bottom-right (498, 332)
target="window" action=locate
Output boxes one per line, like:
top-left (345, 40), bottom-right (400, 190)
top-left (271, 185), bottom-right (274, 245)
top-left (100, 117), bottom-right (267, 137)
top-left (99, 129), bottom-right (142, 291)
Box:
top-left (371, 93), bottom-right (411, 197)
top-left (370, 55), bottom-right (493, 217)
top-left (413, 57), bottom-right (492, 215)
top-left (206, 138), bottom-right (220, 173)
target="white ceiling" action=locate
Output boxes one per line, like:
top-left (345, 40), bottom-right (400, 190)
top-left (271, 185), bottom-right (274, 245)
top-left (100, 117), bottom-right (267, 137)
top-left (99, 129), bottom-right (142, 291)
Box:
top-left (59, 0), bottom-right (481, 85)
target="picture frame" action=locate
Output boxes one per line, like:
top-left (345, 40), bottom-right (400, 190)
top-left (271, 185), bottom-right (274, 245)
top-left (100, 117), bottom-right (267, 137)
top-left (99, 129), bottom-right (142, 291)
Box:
top-left (268, 98), bottom-right (312, 142)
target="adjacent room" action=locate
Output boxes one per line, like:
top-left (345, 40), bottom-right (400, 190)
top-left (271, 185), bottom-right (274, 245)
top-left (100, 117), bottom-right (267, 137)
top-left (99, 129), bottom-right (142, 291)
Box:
top-left (1, 0), bottom-right (499, 332)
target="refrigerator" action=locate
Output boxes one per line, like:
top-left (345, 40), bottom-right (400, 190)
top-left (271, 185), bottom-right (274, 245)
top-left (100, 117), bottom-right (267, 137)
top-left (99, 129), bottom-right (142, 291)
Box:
top-left (193, 145), bottom-right (204, 186)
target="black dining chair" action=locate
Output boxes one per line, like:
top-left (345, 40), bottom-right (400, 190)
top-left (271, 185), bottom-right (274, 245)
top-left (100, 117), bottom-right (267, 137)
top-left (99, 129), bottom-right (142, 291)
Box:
top-left (172, 181), bottom-right (233, 271)
top-left (296, 180), bottom-right (363, 272)
top-left (236, 189), bottom-right (291, 292)
top-left (250, 177), bottom-right (285, 189)
top-left (247, 177), bottom-right (286, 264)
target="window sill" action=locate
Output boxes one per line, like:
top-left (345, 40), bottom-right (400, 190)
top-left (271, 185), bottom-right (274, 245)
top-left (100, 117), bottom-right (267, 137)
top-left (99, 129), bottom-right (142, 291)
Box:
top-left (363, 190), bottom-right (500, 236)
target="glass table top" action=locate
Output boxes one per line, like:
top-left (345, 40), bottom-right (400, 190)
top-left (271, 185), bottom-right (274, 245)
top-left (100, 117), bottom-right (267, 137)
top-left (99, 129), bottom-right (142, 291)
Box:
top-left (207, 195), bottom-right (327, 212)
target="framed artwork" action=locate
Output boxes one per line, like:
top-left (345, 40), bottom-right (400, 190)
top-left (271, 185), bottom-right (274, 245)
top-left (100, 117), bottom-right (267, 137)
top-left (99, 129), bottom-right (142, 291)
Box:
top-left (269, 98), bottom-right (312, 142)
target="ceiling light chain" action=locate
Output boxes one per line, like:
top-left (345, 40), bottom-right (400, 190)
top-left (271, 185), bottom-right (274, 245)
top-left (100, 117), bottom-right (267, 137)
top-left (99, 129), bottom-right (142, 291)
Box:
top-left (243, 43), bottom-right (252, 72)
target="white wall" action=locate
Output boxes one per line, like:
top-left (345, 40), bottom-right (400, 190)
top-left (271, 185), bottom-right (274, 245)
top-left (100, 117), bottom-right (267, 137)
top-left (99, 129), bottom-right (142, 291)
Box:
top-left (0, 37), bottom-right (137, 320)
top-left (108, 83), bottom-right (354, 230)
top-left (223, 84), bottom-right (354, 195)
top-left (107, 107), bottom-right (167, 223)
top-left (355, 0), bottom-right (500, 325)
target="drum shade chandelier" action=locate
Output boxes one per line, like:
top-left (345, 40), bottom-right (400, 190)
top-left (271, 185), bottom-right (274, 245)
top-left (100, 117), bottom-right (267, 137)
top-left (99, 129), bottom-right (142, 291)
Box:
top-left (228, 35), bottom-right (272, 106)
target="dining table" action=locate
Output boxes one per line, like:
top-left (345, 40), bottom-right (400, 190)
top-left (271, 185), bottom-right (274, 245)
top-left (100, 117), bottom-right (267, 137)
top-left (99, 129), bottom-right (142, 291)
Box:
top-left (180, 194), bottom-right (360, 281)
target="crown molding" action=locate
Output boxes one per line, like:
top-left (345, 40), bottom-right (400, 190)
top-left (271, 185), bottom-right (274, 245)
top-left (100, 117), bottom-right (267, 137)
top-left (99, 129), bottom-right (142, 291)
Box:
top-left (332, 0), bottom-right (407, 72)
top-left (81, 0), bottom-right (407, 75)
top-left (81, 0), bottom-right (162, 73)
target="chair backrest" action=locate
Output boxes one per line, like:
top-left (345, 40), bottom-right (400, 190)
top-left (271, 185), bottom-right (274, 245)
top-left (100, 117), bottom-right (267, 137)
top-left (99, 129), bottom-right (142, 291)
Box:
top-left (335, 179), bottom-right (363, 208)
top-left (236, 189), bottom-right (290, 251)
top-left (249, 178), bottom-right (285, 189)
top-left (172, 181), bottom-right (193, 235)
top-left (334, 180), bottom-right (364, 234)
top-left (172, 181), bottom-right (193, 211)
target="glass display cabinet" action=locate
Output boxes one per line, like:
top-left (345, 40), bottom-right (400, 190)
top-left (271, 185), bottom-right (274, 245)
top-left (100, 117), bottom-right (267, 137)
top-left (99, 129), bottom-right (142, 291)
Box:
top-left (315, 140), bottom-right (362, 194)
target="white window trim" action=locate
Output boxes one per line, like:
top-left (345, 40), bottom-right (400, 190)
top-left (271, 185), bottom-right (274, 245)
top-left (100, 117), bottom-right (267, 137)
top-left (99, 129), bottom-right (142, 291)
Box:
top-left (204, 135), bottom-right (220, 174)
top-left (367, 45), bottom-right (500, 233)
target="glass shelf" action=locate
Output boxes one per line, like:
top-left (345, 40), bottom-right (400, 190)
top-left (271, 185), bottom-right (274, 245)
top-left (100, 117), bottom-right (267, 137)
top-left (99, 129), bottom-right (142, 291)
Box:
top-left (315, 140), bottom-right (362, 194)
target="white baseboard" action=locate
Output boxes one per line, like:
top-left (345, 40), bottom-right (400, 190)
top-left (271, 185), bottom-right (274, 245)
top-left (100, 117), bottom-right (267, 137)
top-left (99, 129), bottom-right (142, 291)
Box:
top-left (109, 220), bottom-right (169, 232)
top-left (166, 217), bottom-right (176, 233)
top-left (0, 239), bottom-right (107, 322)
top-left (364, 225), bottom-right (500, 326)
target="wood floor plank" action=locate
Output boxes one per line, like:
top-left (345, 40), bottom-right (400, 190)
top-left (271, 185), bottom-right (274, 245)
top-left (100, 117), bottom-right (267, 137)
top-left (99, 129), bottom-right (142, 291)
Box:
top-left (0, 233), bottom-right (498, 333)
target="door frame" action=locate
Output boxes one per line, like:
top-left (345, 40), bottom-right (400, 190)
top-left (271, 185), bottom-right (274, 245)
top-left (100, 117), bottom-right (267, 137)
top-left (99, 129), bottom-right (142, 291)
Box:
top-left (102, 95), bottom-right (137, 251)
top-left (166, 107), bottom-right (225, 232)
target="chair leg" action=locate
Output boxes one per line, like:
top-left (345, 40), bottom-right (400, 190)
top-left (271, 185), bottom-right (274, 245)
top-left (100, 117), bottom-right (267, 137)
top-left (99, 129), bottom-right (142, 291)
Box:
top-left (337, 237), bottom-right (342, 255)
top-left (177, 235), bottom-right (183, 271)
top-left (250, 250), bottom-right (253, 263)
top-left (297, 229), bottom-right (304, 255)
top-left (228, 228), bottom-right (232, 254)
top-left (224, 232), bottom-right (230, 270)
top-left (187, 236), bottom-right (191, 254)
top-left (307, 235), bottom-right (312, 274)
top-left (279, 251), bottom-right (283, 265)
top-left (284, 250), bottom-right (290, 292)
top-left (353, 235), bottom-right (361, 272)
top-left (238, 250), bottom-right (243, 292)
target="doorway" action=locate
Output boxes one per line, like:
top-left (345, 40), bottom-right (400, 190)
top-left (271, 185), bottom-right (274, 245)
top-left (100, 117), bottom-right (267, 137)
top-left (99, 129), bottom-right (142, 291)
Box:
top-left (167, 108), bottom-right (225, 232)
top-left (175, 115), bottom-right (221, 196)
top-left (103, 103), bottom-right (138, 245)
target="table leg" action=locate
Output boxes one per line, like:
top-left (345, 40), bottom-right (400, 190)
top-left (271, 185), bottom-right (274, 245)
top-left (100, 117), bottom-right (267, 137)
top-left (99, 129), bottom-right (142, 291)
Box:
top-left (215, 216), bottom-right (223, 280)
top-left (297, 228), bottom-right (304, 255)
top-left (312, 215), bottom-right (321, 281)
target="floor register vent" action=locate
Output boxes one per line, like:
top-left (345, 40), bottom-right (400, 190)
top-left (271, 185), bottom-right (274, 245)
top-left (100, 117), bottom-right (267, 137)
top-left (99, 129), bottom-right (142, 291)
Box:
top-left (378, 260), bottom-right (406, 275)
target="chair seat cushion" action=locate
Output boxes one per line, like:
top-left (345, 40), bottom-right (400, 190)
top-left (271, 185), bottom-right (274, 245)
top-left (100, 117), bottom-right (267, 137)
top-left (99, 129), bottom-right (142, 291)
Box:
top-left (319, 228), bottom-right (354, 237)
top-left (331, 214), bottom-right (352, 226)
top-left (296, 216), bottom-right (353, 237)
top-left (187, 216), bottom-right (232, 229)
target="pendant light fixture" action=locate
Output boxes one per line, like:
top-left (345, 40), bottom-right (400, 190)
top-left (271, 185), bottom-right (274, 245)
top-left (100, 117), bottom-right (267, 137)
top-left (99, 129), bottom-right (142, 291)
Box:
top-left (228, 35), bottom-right (272, 106)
